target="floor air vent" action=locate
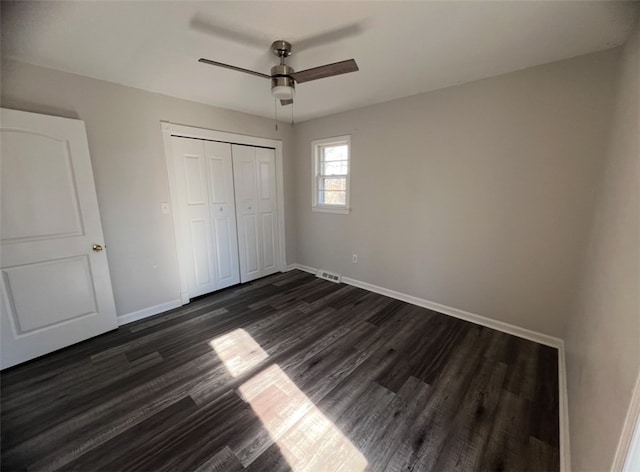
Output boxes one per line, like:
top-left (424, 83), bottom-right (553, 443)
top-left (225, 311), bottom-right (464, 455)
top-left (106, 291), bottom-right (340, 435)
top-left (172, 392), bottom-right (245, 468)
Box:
top-left (316, 270), bottom-right (342, 283)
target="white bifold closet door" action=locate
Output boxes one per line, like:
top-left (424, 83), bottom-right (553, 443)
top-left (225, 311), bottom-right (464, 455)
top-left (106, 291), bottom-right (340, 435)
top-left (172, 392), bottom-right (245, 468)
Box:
top-left (232, 145), bottom-right (280, 283)
top-left (171, 137), bottom-right (240, 298)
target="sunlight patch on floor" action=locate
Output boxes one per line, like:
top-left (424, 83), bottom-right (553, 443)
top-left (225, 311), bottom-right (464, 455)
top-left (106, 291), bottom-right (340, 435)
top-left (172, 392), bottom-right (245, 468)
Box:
top-left (208, 329), bottom-right (268, 377)
top-left (209, 328), bottom-right (368, 471)
top-left (239, 364), bottom-right (368, 471)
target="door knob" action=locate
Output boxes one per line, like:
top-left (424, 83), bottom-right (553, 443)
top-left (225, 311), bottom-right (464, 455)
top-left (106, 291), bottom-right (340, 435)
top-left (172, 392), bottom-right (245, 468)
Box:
top-left (92, 244), bottom-right (104, 252)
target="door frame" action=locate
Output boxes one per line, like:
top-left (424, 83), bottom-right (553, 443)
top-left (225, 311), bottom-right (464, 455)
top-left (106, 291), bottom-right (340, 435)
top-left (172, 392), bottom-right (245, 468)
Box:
top-left (160, 121), bottom-right (286, 305)
top-left (613, 371), bottom-right (640, 471)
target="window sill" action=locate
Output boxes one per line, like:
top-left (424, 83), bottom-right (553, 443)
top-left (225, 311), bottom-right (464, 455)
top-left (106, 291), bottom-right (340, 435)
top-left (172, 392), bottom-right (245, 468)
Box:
top-left (312, 206), bottom-right (350, 215)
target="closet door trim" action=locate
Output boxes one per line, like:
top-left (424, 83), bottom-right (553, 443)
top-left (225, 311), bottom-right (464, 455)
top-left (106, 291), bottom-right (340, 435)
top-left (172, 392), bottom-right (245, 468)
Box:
top-left (161, 122), bottom-right (286, 305)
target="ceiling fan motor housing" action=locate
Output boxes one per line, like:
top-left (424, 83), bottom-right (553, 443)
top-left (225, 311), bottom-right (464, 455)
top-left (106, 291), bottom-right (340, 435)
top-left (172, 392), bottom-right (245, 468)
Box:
top-left (271, 40), bottom-right (292, 58)
top-left (271, 64), bottom-right (295, 99)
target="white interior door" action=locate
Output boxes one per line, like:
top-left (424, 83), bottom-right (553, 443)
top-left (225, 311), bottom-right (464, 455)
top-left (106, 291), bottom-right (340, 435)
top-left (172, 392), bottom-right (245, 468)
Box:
top-left (204, 141), bottom-right (240, 290)
top-left (171, 137), bottom-right (217, 298)
top-left (0, 108), bottom-right (118, 369)
top-left (232, 145), bottom-right (279, 283)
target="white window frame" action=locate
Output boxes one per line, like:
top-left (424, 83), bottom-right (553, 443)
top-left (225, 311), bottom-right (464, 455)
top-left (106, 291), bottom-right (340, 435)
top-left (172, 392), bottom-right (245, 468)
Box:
top-left (311, 135), bottom-right (351, 214)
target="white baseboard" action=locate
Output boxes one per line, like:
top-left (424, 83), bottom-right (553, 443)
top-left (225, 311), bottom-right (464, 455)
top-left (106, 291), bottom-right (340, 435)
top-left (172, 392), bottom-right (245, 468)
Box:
top-left (287, 263), bottom-right (317, 275)
top-left (288, 262), bottom-right (570, 471)
top-left (344, 275), bottom-right (563, 348)
top-left (117, 299), bottom-right (182, 326)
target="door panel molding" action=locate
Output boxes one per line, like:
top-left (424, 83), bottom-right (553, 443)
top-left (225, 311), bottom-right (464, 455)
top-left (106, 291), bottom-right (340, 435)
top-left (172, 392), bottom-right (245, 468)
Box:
top-left (189, 218), bottom-right (213, 290)
top-left (162, 122), bottom-right (286, 305)
top-left (1, 131), bottom-right (85, 243)
top-left (2, 254), bottom-right (99, 335)
top-left (213, 216), bottom-right (233, 281)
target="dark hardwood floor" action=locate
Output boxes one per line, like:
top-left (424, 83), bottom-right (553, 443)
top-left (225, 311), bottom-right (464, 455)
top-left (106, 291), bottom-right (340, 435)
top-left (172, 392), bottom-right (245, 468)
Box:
top-left (1, 270), bottom-right (560, 471)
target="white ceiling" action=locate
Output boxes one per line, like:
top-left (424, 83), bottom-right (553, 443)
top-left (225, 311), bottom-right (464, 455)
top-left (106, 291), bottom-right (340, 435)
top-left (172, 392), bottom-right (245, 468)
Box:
top-left (2, 1), bottom-right (637, 122)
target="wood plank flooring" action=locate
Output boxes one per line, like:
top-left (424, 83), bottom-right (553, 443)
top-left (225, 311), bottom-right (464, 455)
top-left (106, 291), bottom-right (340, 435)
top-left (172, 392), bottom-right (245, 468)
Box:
top-left (0, 270), bottom-right (560, 471)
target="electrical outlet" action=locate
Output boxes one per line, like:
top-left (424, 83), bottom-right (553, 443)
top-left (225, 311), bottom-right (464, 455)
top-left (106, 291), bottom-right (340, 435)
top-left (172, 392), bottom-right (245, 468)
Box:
top-left (352, 254), bottom-right (358, 264)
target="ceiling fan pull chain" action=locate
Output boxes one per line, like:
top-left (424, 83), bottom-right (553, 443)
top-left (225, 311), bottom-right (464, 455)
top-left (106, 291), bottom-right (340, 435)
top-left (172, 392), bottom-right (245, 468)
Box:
top-left (274, 98), bottom-right (278, 132)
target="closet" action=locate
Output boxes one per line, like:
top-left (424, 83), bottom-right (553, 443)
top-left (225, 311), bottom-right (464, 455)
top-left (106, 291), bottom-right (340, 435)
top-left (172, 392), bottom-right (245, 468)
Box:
top-left (170, 136), bottom-right (280, 299)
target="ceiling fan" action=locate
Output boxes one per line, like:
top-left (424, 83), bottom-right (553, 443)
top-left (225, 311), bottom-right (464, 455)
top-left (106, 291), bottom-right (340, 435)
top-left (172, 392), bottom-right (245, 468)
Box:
top-left (199, 40), bottom-right (359, 106)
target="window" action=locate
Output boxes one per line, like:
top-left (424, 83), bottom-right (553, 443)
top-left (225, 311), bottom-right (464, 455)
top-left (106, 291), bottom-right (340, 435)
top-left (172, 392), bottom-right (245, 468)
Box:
top-left (312, 135), bottom-right (351, 214)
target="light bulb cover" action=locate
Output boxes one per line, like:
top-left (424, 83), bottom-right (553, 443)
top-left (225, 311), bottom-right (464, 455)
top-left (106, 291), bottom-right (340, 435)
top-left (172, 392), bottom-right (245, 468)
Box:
top-left (272, 85), bottom-right (295, 100)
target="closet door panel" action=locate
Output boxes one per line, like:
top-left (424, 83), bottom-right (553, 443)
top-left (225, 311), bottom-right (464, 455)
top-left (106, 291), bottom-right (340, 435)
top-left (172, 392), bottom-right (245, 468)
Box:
top-left (232, 145), bottom-right (261, 282)
top-left (172, 137), bottom-right (216, 297)
top-left (205, 141), bottom-right (240, 289)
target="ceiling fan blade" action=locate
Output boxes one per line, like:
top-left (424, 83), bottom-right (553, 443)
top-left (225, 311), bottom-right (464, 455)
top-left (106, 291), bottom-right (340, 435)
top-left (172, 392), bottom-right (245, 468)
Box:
top-left (291, 59), bottom-right (359, 84)
top-left (280, 99), bottom-right (294, 106)
top-left (198, 58), bottom-right (271, 79)
top-left (294, 22), bottom-right (365, 53)
top-left (191, 16), bottom-right (267, 49)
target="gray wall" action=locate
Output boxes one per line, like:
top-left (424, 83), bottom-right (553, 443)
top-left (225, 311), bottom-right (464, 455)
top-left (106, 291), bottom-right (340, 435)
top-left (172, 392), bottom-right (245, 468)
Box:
top-left (0, 59), bottom-right (296, 317)
top-left (292, 49), bottom-right (620, 337)
top-left (564, 22), bottom-right (640, 471)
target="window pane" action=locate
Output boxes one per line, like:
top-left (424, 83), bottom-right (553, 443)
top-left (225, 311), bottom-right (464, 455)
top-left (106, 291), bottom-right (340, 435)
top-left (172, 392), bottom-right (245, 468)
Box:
top-left (321, 160), bottom-right (348, 176)
top-left (319, 190), bottom-right (346, 205)
top-left (322, 145), bottom-right (348, 162)
top-left (319, 177), bottom-right (346, 191)
top-left (312, 136), bottom-right (350, 212)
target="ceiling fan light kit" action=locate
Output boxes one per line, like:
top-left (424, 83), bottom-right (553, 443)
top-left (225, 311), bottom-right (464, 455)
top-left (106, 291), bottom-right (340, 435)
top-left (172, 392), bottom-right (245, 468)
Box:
top-left (270, 65), bottom-right (296, 101)
top-left (198, 39), bottom-right (358, 108)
